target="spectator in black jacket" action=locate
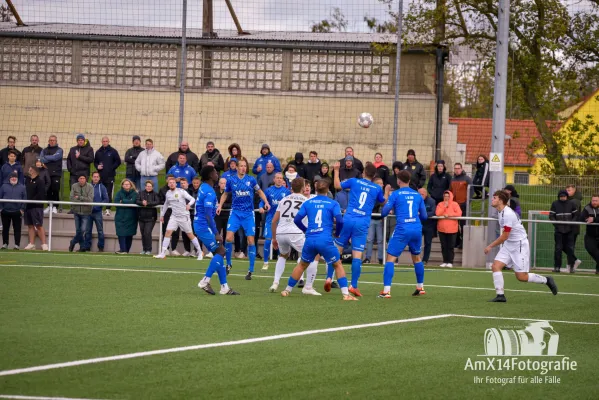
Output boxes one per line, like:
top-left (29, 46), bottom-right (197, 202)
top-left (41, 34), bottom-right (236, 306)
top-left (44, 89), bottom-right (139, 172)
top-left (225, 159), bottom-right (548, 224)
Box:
top-left (0, 136), bottom-right (21, 167)
top-left (67, 134), bottom-right (94, 187)
top-left (386, 161), bottom-right (404, 190)
top-left (503, 185), bottom-right (522, 217)
top-left (549, 190), bottom-right (581, 273)
top-left (566, 184), bottom-right (583, 265)
top-left (24, 166), bottom-right (48, 251)
top-left (21, 135), bottom-right (42, 181)
top-left (403, 149), bottom-right (426, 190)
top-left (94, 136), bottom-right (122, 214)
top-left (284, 152), bottom-right (307, 178)
top-left (338, 156), bottom-right (361, 181)
top-left (473, 155), bottom-right (490, 199)
top-left (419, 188), bottom-right (437, 265)
top-left (216, 177), bottom-right (231, 238)
top-left (304, 151), bottom-right (321, 183)
top-left (427, 160), bottom-right (451, 204)
top-left (339, 147), bottom-right (364, 174)
top-left (373, 153), bottom-right (390, 185)
top-left (35, 159), bottom-right (51, 195)
top-left (124, 136), bottom-right (143, 190)
top-left (166, 141), bottom-right (200, 172)
top-left (137, 180), bottom-right (160, 255)
top-left (40, 135), bottom-right (63, 215)
top-left (198, 141), bottom-right (225, 173)
top-left (581, 195), bottom-right (599, 274)
top-left (0, 172), bottom-right (26, 250)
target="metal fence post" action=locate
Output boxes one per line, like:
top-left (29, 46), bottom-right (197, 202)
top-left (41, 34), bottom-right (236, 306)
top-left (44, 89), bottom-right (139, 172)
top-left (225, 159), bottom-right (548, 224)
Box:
top-left (48, 201), bottom-right (53, 251)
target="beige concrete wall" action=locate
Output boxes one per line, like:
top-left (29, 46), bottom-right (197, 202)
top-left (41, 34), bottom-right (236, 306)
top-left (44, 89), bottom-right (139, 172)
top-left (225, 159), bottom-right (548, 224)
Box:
top-left (0, 85), bottom-right (437, 165)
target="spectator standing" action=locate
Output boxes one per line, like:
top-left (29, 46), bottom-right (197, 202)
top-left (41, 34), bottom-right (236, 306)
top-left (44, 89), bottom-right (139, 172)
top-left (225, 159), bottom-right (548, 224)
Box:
top-left (373, 153), bottom-right (390, 185)
top-left (94, 136), bottom-right (122, 215)
top-left (0, 136), bottom-right (21, 167)
top-left (40, 135), bottom-right (63, 215)
top-left (338, 147), bottom-right (364, 174)
top-left (284, 153), bottom-right (307, 178)
top-left (436, 190), bottom-right (462, 267)
top-left (21, 135), bottom-right (42, 180)
top-left (258, 161), bottom-right (276, 191)
top-left (66, 134), bottom-right (94, 187)
top-left (427, 160), bottom-right (451, 204)
top-left (83, 171), bottom-right (108, 252)
top-left (166, 140), bottom-right (200, 172)
top-left (450, 162), bottom-right (472, 248)
top-left (252, 144), bottom-right (281, 179)
top-left (419, 188), bottom-right (437, 266)
top-left (68, 175), bottom-right (93, 252)
top-left (473, 155), bottom-right (490, 198)
top-left (566, 184), bottom-right (583, 266)
top-left (23, 166), bottom-right (48, 251)
top-left (114, 179), bottom-right (138, 254)
top-left (386, 161), bottom-right (405, 190)
top-left (283, 164), bottom-right (298, 187)
top-left (215, 177), bottom-right (231, 238)
top-left (338, 155), bottom-right (361, 181)
top-left (224, 143), bottom-right (247, 170)
top-left (167, 154), bottom-right (196, 188)
top-left (581, 195), bottom-right (599, 274)
top-left (364, 177), bottom-right (385, 265)
top-left (35, 159), bottom-right (51, 196)
top-left (304, 151), bottom-right (322, 184)
top-left (0, 172), bottom-right (26, 250)
top-left (0, 150), bottom-right (23, 185)
top-left (124, 135), bottom-right (144, 190)
top-left (549, 190), bottom-right (581, 273)
top-left (137, 180), bottom-right (160, 255)
top-left (222, 158), bottom-right (238, 181)
top-left (403, 149), bottom-right (426, 190)
top-left (503, 185), bottom-right (522, 217)
top-left (199, 141), bottom-right (225, 173)
top-left (315, 162), bottom-right (331, 186)
top-left (135, 139), bottom-right (165, 192)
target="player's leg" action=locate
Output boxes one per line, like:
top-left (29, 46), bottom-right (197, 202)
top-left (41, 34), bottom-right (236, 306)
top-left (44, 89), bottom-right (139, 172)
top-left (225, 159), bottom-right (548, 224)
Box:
top-left (225, 213), bottom-right (242, 271)
top-left (513, 243), bottom-right (557, 295)
top-left (262, 216), bottom-right (272, 270)
top-left (243, 215), bottom-right (257, 279)
top-left (282, 240), bottom-right (317, 296)
top-left (331, 260), bottom-right (357, 300)
top-left (489, 259), bottom-right (508, 302)
top-left (408, 230), bottom-right (426, 296)
top-left (348, 221), bottom-right (368, 296)
top-left (182, 217), bottom-right (202, 256)
top-left (271, 235), bottom-right (291, 292)
top-left (198, 230), bottom-right (240, 295)
top-left (294, 237), bottom-right (320, 295)
top-left (155, 217), bottom-right (175, 258)
top-left (379, 235), bottom-right (404, 298)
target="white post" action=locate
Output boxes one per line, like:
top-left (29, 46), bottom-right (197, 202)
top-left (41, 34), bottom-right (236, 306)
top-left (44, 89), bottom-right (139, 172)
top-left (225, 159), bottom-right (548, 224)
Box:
top-left (48, 201), bottom-right (53, 251)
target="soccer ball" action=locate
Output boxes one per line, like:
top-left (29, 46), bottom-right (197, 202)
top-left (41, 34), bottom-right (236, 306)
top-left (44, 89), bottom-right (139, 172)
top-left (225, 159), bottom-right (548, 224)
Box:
top-left (358, 112), bottom-right (373, 128)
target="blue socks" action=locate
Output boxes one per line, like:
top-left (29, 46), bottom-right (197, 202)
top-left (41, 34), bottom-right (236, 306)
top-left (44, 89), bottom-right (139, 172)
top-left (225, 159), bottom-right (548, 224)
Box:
top-left (225, 241), bottom-right (233, 266)
top-left (326, 262), bottom-right (335, 279)
top-left (263, 239), bottom-right (271, 263)
top-left (414, 261), bottom-right (424, 285)
top-left (214, 255), bottom-right (227, 284)
top-left (248, 245), bottom-right (256, 272)
top-left (337, 276), bottom-right (348, 289)
top-left (351, 258), bottom-right (362, 288)
top-left (383, 261), bottom-right (395, 286)
top-left (287, 276), bottom-right (298, 288)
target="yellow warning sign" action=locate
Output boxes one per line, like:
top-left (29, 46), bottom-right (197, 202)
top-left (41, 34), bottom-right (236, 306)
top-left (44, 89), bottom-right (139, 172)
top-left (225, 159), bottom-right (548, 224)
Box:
top-left (489, 152), bottom-right (503, 172)
top-left (491, 154), bottom-right (501, 163)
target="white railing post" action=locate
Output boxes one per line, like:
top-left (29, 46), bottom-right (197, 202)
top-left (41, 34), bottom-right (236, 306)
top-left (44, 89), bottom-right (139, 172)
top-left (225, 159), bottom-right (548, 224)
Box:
top-left (48, 201), bottom-right (53, 251)
top-left (383, 215), bottom-right (387, 261)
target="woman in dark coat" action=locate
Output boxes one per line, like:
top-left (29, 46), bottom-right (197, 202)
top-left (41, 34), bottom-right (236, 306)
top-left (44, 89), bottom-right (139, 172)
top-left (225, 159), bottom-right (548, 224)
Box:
top-left (136, 180), bottom-right (160, 255)
top-left (114, 178), bottom-right (138, 254)
top-left (427, 160), bottom-right (451, 204)
top-left (473, 155), bottom-right (490, 199)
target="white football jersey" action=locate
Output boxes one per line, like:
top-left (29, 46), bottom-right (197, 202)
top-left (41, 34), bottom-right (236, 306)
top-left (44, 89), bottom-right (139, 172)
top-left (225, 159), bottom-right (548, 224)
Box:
top-left (499, 205), bottom-right (527, 242)
top-left (161, 188), bottom-right (195, 218)
top-left (275, 193), bottom-right (308, 235)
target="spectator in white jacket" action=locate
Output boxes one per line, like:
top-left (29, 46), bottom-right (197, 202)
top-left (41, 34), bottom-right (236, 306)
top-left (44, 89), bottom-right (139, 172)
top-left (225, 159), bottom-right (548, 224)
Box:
top-left (135, 139), bottom-right (165, 192)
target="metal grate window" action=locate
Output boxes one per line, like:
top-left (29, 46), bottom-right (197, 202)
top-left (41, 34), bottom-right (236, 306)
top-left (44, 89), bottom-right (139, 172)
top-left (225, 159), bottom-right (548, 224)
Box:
top-left (291, 49), bottom-right (390, 93)
top-left (514, 172), bottom-right (530, 185)
top-left (0, 38), bottom-right (72, 83)
top-left (207, 47), bottom-right (283, 90)
top-left (81, 41), bottom-right (177, 86)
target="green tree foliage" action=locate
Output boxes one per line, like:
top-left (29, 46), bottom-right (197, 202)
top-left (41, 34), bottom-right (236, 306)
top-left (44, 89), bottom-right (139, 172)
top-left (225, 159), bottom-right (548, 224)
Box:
top-left (0, 5), bottom-right (14, 22)
top-left (311, 7), bottom-right (348, 33)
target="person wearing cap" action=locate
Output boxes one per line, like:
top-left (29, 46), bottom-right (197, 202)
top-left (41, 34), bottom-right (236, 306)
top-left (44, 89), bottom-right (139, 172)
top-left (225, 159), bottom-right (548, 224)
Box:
top-left (427, 160), bottom-right (451, 204)
top-left (68, 174), bottom-right (94, 252)
top-left (21, 135), bottom-right (42, 181)
top-left (252, 144), bottom-right (281, 179)
top-left (135, 139), bottom-right (165, 192)
top-left (125, 135), bottom-right (144, 191)
top-left (338, 155), bottom-right (361, 181)
top-left (166, 140), bottom-right (200, 173)
top-left (338, 147), bottom-right (364, 174)
top-left (199, 141), bottom-right (225, 173)
top-left (39, 135), bottom-right (63, 215)
top-left (221, 158), bottom-right (238, 181)
top-left (402, 149), bottom-right (426, 190)
top-left (0, 136), bottom-right (21, 167)
top-left (549, 189), bottom-right (581, 273)
top-left (0, 172), bottom-right (26, 250)
top-left (94, 136), bottom-right (122, 215)
top-left (23, 166), bottom-right (48, 251)
top-left (0, 149), bottom-right (23, 185)
top-left (67, 133), bottom-right (94, 187)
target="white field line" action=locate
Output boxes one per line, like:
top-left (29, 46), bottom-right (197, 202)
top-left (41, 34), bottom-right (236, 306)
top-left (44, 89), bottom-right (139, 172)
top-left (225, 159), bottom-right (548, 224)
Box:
top-left (0, 314), bottom-right (454, 377)
top-left (0, 313), bottom-right (597, 379)
top-left (0, 396), bottom-right (109, 400)
top-left (2, 264), bottom-right (599, 297)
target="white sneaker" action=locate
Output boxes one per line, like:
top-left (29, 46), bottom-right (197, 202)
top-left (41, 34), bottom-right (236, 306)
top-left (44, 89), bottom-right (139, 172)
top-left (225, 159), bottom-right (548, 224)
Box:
top-left (197, 252), bottom-right (204, 261)
top-left (1, 244), bottom-right (7, 249)
top-left (269, 282), bottom-right (279, 292)
top-left (262, 263), bottom-right (269, 271)
top-left (24, 243), bottom-right (36, 250)
top-left (43, 207), bottom-right (50, 215)
top-left (164, 249), bottom-right (170, 256)
top-left (573, 259), bottom-right (582, 272)
top-left (13, 245), bottom-right (19, 250)
top-left (205, 252), bottom-right (213, 258)
top-left (42, 244), bottom-right (49, 251)
top-left (439, 263), bottom-right (447, 267)
top-left (302, 287), bottom-right (322, 296)
top-left (154, 253), bottom-right (166, 259)
top-left (140, 251), bottom-right (147, 255)
top-left (171, 250), bottom-right (181, 256)
top-left (237, 252), bottom-right (246, 259)
top-left (182, 251), bottom-right (192, 257)
top-left (52, 206), bottom-right (58, 214)
top-left (104, 210), bottom-right (111, 217)
top-left (446, 263), bottom-right (453, 268)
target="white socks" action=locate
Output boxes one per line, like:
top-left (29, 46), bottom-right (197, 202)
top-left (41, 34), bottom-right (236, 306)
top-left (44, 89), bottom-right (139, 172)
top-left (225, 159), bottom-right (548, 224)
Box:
top-left (161, 237), bottom-right (171, 254)
top-left (274, 257), bottom-right (287, 284)
top-left (493, 272), bottom-right (504, 295)
top-left (527, 273), bottom-right (547, 284)
top-left (191, 237), bottom-right (201, 254)
top-left (384, 285), bottom-right (391, 293)
top-left (305, 261), bottom-right (318, 288)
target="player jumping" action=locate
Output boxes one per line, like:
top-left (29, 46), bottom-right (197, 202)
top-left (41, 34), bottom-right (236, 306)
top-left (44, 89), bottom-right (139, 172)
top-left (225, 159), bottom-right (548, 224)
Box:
top-left (485, 190), bottom-right (558, 302)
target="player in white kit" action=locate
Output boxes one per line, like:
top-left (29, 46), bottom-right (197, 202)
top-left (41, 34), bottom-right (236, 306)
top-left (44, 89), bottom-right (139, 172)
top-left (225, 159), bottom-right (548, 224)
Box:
top-left (270, 177), bottom-right (320, 295)
top-left (484, 190), bottom-right (558, 302)
top-left (154, 176), bottom-right (203, 259)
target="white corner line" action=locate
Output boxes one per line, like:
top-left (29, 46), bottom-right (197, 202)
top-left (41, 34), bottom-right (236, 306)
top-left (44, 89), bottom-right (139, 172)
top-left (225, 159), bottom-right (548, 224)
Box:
top-left (0, 395), bottom-right (110, 400)
top-left (453, 314), bottom-right (599, 325)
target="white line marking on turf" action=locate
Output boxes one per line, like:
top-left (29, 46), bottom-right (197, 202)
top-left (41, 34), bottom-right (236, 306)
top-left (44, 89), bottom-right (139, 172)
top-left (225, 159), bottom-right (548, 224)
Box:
top-left (0, 395), bottom-right (109, 400)
top-left (2, 264), bottom-right (599, 297)
top-left (452, 314), bottom-right (599, 326)
top-left (0, 314), bottom-right (454, 377)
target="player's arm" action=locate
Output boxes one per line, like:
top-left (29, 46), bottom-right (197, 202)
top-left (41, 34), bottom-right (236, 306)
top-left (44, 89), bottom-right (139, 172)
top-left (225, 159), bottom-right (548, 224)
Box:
top-left (333, 202), bottom-right (343, 237)
top-left (271, 211), bottom-right (281, 249)
top-left (182, 189), bottom-right (195, 209)
top-left (293, 205), bottom-right (308, 232)
top-left (259, 188), bottom-right (269, 213)
top-left (381, 193), bottom-right (395, 217)
top-left (217, 180), bottom-right (231, 215)
top-left (332, 162), bottom-right (343, 190)
top-left (159, 195), bottom-right (169, 222)
top-left (256, 187), bottom-right (270, 210)
top-left (484, 229), bottom-right (511, 254)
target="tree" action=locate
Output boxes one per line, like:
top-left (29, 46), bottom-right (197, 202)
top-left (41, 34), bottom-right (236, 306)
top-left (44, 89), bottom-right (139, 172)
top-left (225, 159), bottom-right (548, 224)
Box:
top-left (0, 4), bottom-right (14, 22)
top-left (311, 7), bottom-right (348, 33)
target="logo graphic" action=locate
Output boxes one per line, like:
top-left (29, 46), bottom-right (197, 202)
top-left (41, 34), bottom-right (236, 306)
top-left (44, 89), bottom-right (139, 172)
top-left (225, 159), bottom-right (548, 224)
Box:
top-left (483, 321), bottom-right (559, 356)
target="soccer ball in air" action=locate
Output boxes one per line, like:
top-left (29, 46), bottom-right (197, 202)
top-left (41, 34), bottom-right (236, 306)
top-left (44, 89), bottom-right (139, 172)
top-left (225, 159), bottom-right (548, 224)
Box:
top-left (358, 112), bottom-right (374, 128)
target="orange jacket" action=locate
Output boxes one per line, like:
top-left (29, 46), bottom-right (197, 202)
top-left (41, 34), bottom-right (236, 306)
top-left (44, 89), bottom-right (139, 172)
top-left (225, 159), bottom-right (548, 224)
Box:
top-left (435, 191), bottom-right (462, 233)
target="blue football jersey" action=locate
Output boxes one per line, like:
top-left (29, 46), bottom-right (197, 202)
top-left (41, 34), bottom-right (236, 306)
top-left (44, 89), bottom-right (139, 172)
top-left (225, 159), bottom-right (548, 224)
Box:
top-left (340, 178), bottom-right (385, 219)
top-left (261, 185), bottom-right (291, 218)
top-left (295, 195), bottom-right (341, 238)
top-left (382, 188), bottom-right (427, 231)
top-left (194, 183), bottom-right (217, 228)
top-left (225, 174), bottom-right (260, 213)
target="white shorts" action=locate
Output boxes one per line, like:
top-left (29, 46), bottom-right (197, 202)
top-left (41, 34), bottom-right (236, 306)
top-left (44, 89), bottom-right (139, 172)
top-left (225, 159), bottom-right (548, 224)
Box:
top-left (277, 233), bottom-right (305, 256)
top-left (166, 215), bottom-right (193, 234)
top-left (495, 240), bottom-right (530, 273)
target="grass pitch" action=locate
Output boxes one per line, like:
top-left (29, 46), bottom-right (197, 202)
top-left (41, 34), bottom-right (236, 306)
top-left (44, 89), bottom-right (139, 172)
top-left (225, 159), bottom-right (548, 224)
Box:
top-left (0, 251), bottom-right (598, 399)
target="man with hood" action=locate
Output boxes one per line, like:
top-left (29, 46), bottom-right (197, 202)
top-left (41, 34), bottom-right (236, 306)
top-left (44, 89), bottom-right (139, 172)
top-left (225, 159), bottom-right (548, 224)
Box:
top-left (338, 147), bottom-right (364, 174)
top-left (94, 136), bottom-right (122, 214)
top-left (338, 155), bottom-right (361, 181)
top-left (67, 133), bottom-right (94, 187)
top-left (284, 153), bottom-right (307, 178)
top-left (0, 136), bottom-right (21, 167)
top-left (259, 161), bottom-right (276, 191)
top-left (166, 141), bottom-right (199, 172)
top-left (167, 154), bottom-right (196, 188)
top-left (199, 141), bottom-right (225, 173)
top-left (386, 161), bottom-right (404, 190)
top-left (0, 150), bottom-right (23, 185)
top-left (304, 151), bottom-right (321, 183)
top-left (225, 143), bottom-right (247, 170)
top-left (125, 135), bottom-right (144, 190)
top-left (581, 194), bottom-right (599, 274)
top-left (402, 149), bottom-right (426, 190)
top-left (427, 160), bottom-right (451, 204)
top-left (253, 144), bottom-right (281, 179)
top-left (473, 155), bottom-right (490, 198)
top-left (549, 190), bottom-right (581, 273)
top-left (222, 158), bottom-right (238, 181)
top-left (40, 135), bottom-right (63, 214)
top-left (21, 135), bottom-right (42, 181)
top-left (503, 185), bottom-right (521, 217)
top-left (566, 184), bottom-right (584, 271)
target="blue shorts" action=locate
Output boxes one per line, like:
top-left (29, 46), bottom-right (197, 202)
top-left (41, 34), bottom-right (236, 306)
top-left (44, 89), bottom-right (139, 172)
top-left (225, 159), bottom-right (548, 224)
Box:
top-left (227, 211), bottom-right (256, 236)
top-left (387, 229), bottom-right (422, 257)
top-left (193, 224), bottom-right (220, 253)
top-left (263, 214), bottom-right (274, 240)
top-left (301, 238), bottom-right (340, 264)
top-left (333, 217), bottom-right (369, 252)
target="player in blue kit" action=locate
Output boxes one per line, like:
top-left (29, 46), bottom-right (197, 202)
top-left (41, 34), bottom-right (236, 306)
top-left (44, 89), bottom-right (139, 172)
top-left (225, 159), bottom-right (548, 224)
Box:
top-left (216, 159), bottom-right (270, 280)
top-left (332, 162), bottom-right (386, 297)
top-left (380, 170), bottom-right (428, 298)
top-left (259, 172), bottom-right (290, 271)
top-left (280, 179), bottom-right (358, 301)
top-left (195, 166), bottom-right (239, 295)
